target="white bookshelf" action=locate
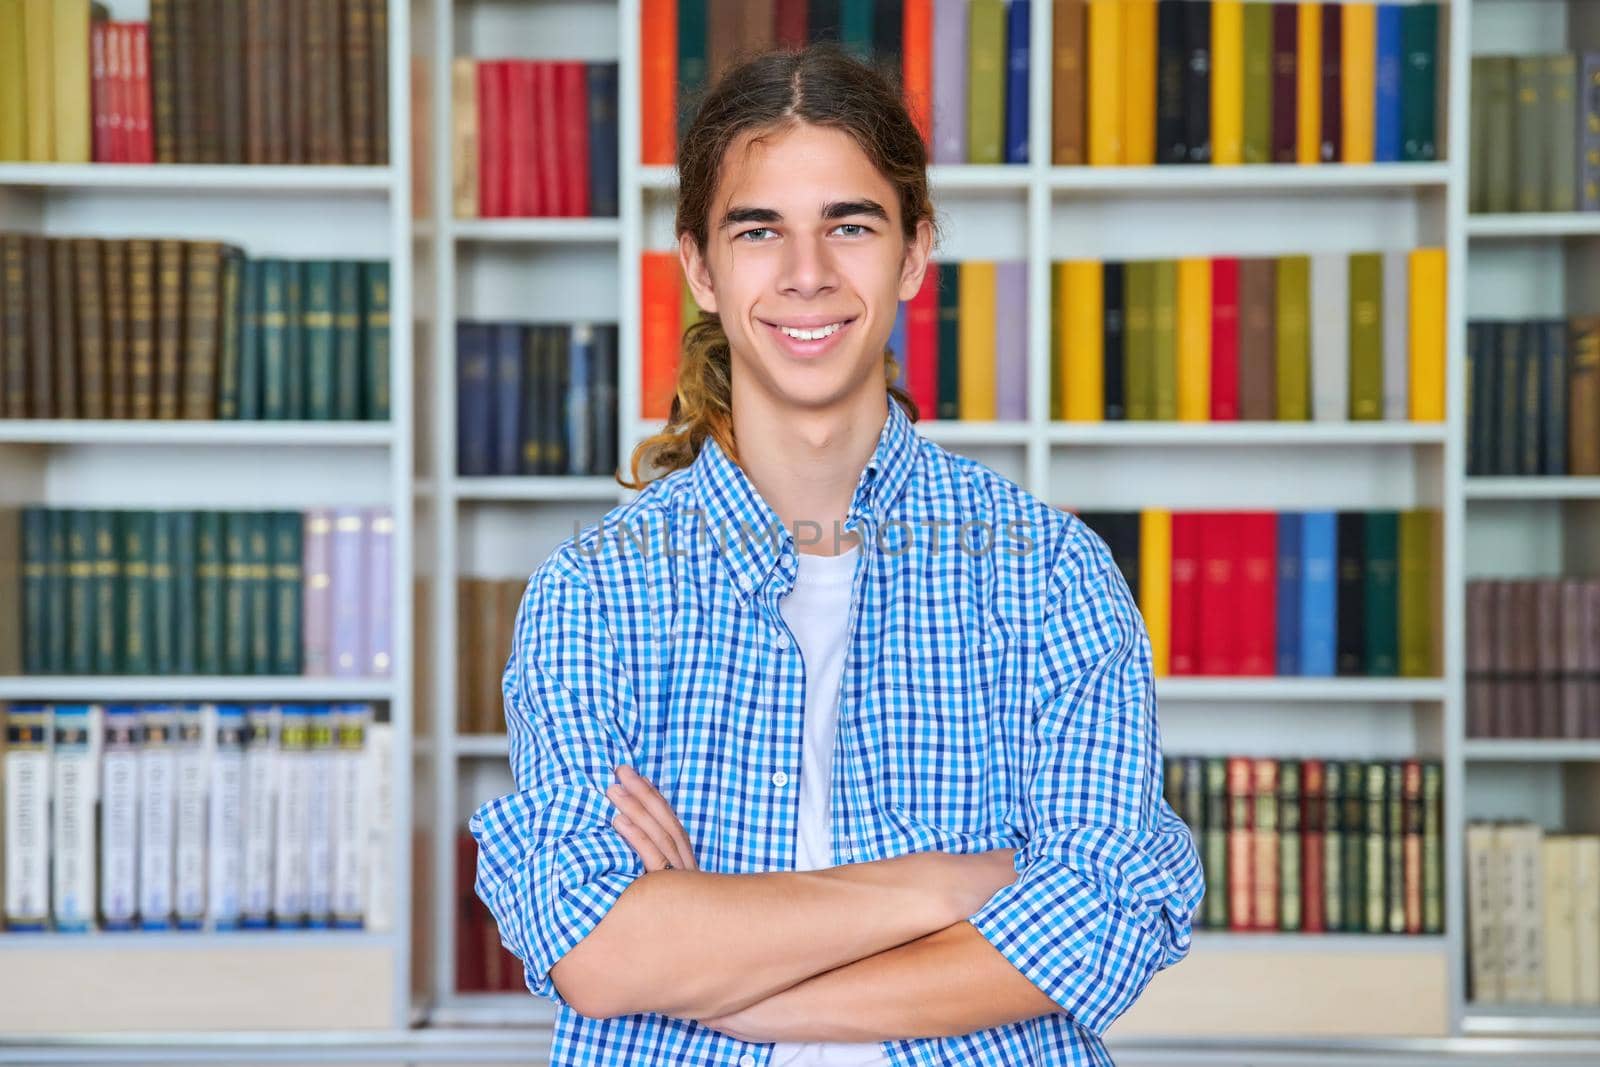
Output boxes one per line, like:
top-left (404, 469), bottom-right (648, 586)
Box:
top-left (0, 0), bottom-right (415, 1038)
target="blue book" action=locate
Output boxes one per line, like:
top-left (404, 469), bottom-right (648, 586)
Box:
top-left (586, 63), bottom-right (619, 217)
top-left (490, 323), bottom-right (523, 476)
top-left (455, 322), bottom-right (493, 476)
top-left (1005, 0), bottom-right (1030, 163)
top-left (1276, 512), bottom-right (1303, 676)
top-left (1374, 5), bottom-right (1402, 162)
top-left (889, 300), bottom-right (909, 393)
top-left (1299, 511), bottom-right (1339, 676)
top-left (567, 324), bottom-right (594, 476)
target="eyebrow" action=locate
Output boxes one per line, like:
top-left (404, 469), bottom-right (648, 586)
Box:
top-left (719, 199), bottom-right (892, 229)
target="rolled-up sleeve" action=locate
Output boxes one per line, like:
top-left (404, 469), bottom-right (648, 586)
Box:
top-left (467, 552), bottom-right (645, 1008)
top-left (966, 522), bottom-right (1205, 1036)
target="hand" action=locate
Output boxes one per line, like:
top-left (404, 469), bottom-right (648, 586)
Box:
top-left (604, 765), bottom-right (699, 872)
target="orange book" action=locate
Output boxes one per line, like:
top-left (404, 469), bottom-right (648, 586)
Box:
top-left (1408, 248), bottom-right (1446, 421)
top-left (1086, 0), bottom-right (1124, 165)
top-left (1341, 3), bottom-right (1376, 163)
top-left (1176, 257), bottom-right (1212, 420)
top-left (641, 252), bottom-right (683, 419)
top-left (641, 0), bottom-right (677, 166)
top-left (1121, 0), bottom-right (1157, 166)
top-left (1296, 3), bottom-right (1321, 164)
top-left (903, 0), bottom-right (933, 147)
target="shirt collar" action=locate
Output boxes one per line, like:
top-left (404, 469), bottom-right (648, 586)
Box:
top-left (690, 394), bottom-right (919, 601)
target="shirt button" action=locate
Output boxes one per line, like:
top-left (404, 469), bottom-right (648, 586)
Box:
top-left (775, 632), bottom-right (791, 649)
top-left (779, 552), bottom-right (794, 568)
top-left (740, 1056), bottom-right (756, 1067)
top-left (771, 770), bottom-right (789, 788)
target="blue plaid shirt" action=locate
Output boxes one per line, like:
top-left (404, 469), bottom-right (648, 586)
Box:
top-left (469, 395), bottom-right (1204, 1066)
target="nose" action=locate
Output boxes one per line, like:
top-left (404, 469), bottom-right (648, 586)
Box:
top-left (778, 232), bottom-right (839, 299)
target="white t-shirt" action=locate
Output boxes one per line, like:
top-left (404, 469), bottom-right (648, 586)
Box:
top-left (769, 544), bottom-right (892, 1067)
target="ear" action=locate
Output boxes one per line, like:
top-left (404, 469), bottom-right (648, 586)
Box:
top-left (896, 217), bottom-right (935, 303)
top-left (678, 231), bottom-right (719, 315)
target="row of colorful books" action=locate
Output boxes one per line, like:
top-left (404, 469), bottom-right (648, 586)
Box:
top-left (1467, 823), bottom-right (1600, 1006)
top-left (0, 703), bottom-right (395, 934)
top-left (1054, 1), bottom-right (1442, 166)
top-left (450, 60), bottom-right (619, 219)
top-left (0, 235), bottom-right (390, 423)
top-left (456, 577), bottom-right (522, 736)
top-left (641, 253), bottom-right (1032, 422)
top-left (1470, 54), bottom-right (1599, 215)
top-left (1052, 250), bottom-right (1447, 423)
top-left (1466, 579), bottom-right (1600, 741)
top-left (1166, 756), bottom-right (1443, 934)
top-left (1466, 318), bottom-right (1600, 478)
top-left (8, 508), bottom-right (393, 679)
top-left (1071, 508), bottom-right (1440, 679)
top-left (456, 322), bottom-right (620, 478)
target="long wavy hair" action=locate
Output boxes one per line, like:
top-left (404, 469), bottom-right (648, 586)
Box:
top-left (620, 43), bottom-right (938, 490)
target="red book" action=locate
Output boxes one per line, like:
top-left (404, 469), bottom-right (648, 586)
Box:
top-left (1197, 512), bottom-right (1238, 676)
top-left (775, 0), bottom-right (808, 48)
top-left (558, 61), bottom-right (591, 217)
top-left (641, 252), bottom-right (684, 419)
top-left (1226, 757), bottom-right (1253, 931)
top-left (1403, 759), bottom-right (1422, 934)
top-left (478, 61), bottom-right (509, 217)
top-left (505, 61), bottom-right (538, 216)
top-left (906, 269), bottom-right (938, 418)
top-left (1301, 758), bottom-right (1326, 933)
top-left (1235, 510), bottom-right (1278, 675)
top-left (1210, 256), bottom-right (1240, 420)
top-left (534, 62), bottom-right (563, 216)
top-left (129, 23), bottom-right (153, 163)
top-left (641, 0), bottom-right (678, 165)
top-left (91, 22), bottom-right (110, 162)
top-left (455, 833), bottom-right (486, 992)
top-left (902, 0), bottom-right (933, 147)
top-left (1169, 512), bottom-right (1201, 675)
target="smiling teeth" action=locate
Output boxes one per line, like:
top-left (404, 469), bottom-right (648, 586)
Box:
top-left (778, 322), bottom-right (843, 341)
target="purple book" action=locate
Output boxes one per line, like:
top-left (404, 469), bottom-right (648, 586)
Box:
top-left (364, 507), bottom-right (393, 677)
top-left (995, 260), bottom-right (1027, 421)
top-left (932, 0), bottom-right (969, 164)
top-left (302, 509), bottom-right (335, 676)
top-left (329, 508), bottom-right (368, 678)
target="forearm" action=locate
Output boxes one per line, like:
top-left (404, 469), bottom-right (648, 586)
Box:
top-left (554, 853), bottom-right (957, 1020)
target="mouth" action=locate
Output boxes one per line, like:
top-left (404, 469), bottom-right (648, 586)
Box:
top-left (761, 317), bottom-right (857, 358)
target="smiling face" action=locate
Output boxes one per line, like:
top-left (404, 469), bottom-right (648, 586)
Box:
top-left (679, 121), bottom-right (933, 423)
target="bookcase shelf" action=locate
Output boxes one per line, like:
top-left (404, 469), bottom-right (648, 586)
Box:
top-left (1156, 678), bottom-right (1448, 704)
top-left (1464, 477), bottom-right (1600, 501)
top-left (1465, 212), bottom-right (1600, 240)
top-left (451, 475), bottom-right (624, 502)
top-left (1046, 162), bottom-right (1453, 195)
top-left (0, 421), bottom-right (394, 447)
top-left (1462, 740), bottom-right (1600, 763)
top-left (0, 929), bottom-right (399, 951)
top-left (1461, 1005), bottom-right (1600, 1038)
top-left (450, 217), bottom-right (622, 243)
top-left (0, 163), bottom-right (396, 193)
top-left (0, 677), bottom-right (398, 702)
top-left (1046, 422), bottom-right (1448, 447)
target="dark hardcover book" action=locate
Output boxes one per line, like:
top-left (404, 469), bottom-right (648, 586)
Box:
top-left (1237, 257), bottom-right (1275, 419)
top-left (1572, 317), bottom-right (1600, 476)
top-left (217, 249), bottom-right (244, 420)
top-left (587, 63), bottom-right (620, 218)
top-left (591, 323), bottom-right (619, 477)
top-left (1336, 511), bottom-right (1365, 676)
top-left (1202, 757), bottom-right (1228, 930)
top-left (567, 324), bottom-right (595, 476)
top-left (361, 261), bottom-right (390, 420)
top-left (1541, 319), bottom-right (1569, 476)
top-left (104, 240), bottom-right (130, 420)
top-left (1156, 1), bottom-right (1188, 164)
top-left (1002, 0), bottom-right (1028, 164)
top-left (65, 511), bottom-right (96, 675)
top-left (237, 258), bottom-right (263, 420)
top-left (21, 509), bottom-right (46, 672)
top-left (171, 510), bottom-right (197, 674)
top-left (1363, 761), bottom-right (1386, 933)
top-left (458, 322), bottom-right (494, 476)
top-left (1276, 511), bottom-right (1301, 674)
top-left (1076, 511), bottom-right (1140, 605)
top-left (1401, 760), bottom-right (1421, 934)
top-left (154, 240), bottom-right (185, 419)
top-left (679, 0), bottom-right (710, 139)
top-left (44, 511), bottom-right (66, 673)
top-left (544, 326), bottom-right (571, 475)
top-left (491, 323), bottom-right (523, 476)
top-left (1182, 0), bottom-right (1212, 163)
top-left (283, 261), bottom-right (305, 419)
top-left (1399, 3), bottom-right (1438, 161)
top-left (25, 236), bottom-right (53, 419)
top-left (181, 242), bottom-right (223, 420)
top-left (1466, 321), bottom-right (1489, 476)
top-left (302, 261), bottom-right (335, 420)
top-left (1278, 759), bottom-right (1302, 932)
top-left (172, 0), bottom-right (199, 160)
top-left (1585, 54), bottom-right (1600, 211)
top-left (875, 0), bottom-right (905, 81)
top-left (1124, 261), bottom-right (1153, 419)
top-left (196, 511), bottom-right (224, 674)
top-left (1322, 760), bottom-right (1343, 933)
top-left (1375, 3), bottom-right (1403, 162)
top-left (151, 511), bottom-right (177, 674)
top-left (1341, 760), bottom-right (1365, 933)
top-left (276, 0), bottom-right (297, 163)
top-left (1102, 262), bottom-right (1126, 420)
top-left (839, 0), bottom-right (873, 61)
top-left (245, 0), bottom-right (270, 163)
top-left (333, 261), bottom-right (362, 419)
top-left (125, 239), bottom-right (156, 418)
top-left (47, 242), bottom-right (78, 420)
top-left (1421, 761), bottom-right (1443, 934)
top-left (77, 239), bottom-right (110, 420)
top-left (518, 325), bottom-right (544, 475)
top-left (220, 0), bottom-right (245, 162)
top-left (1495, 321), bottom-right (1524, 477)
top-left (1362, 510), bottom-right (1399, 676)
top-left (314, 0), bottom-right (347, 164)
top-left (1547, 55), bottom-right (1578, 213)
top-left (369, 0), bottom-right (389, 165)
top-left (1512, 57), bottom-right (1542, 214)
top-left (344, 0), bottom-right (373, 165)
top-left (1319, 2), bottom-right (1341, 162)
top-left (808, 0), bottom-right (842, 42)
top-left (270, 511), bottom-right (303, 675)
top-left (260, 260), bottom-right (290, 420)
top-left (222, 511), bottom-right (250, 674)
top-left (1519, 319), bottom-right (1541, 476)
top-left (246, 512), bottom-right (273, 675)
top-left (1385, 759), bottom-right (1405, 933)
top-left (91, 510), bottom-right (122, 674)
top-left (1242, 0), bottom-right (1272, 162)
top-left (936, 262), bottom-right (960, 419)
top-left (1270, 3), bottom-right (1297, 163)
top-left (123, 510), bottom-right (155, 675)
top-left (1465, 580), bottom-right (1493, 737)
top-left (150, 0), bottom-right (178, 162)
top-left (1, 234), bottom-right (28, 417)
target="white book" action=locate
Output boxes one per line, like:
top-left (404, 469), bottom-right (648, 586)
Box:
top-left (240, 704), bottom-right (280, 927)
top-left (1382, 248), bottom-right (1410, 420)
top-left (51, 705), bottom-right (101, 932)
top-left (99, 706), bottom-right (142, 929)
top-left (3, 705), bottom-right (52, 930)
top-left (304, 705), bottom-right (335, 926)
top-left (272, 706), bottom-right (311, 926)
top-left (138, 705), bottom-right (179, 929)
top-left (1543, 836), bottom-right (1578, 1005)
top-left (1310, 252), bottom-right (1350, 422)
top-left (1574, 835), bottom-right (1600, 1005)
top-left (173, 705), bottom-right (212, 930)
top-left (1466, 822), bottom-right (1500, 1003)
top-left (332, 703), bottom-right (372, 928)
top-left (363, 720), bottom-right (394, 933)
top-left (206, 705), bottom-right (248, 930)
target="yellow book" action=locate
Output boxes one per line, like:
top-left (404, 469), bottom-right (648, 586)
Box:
top-left (21, 0), bottom-right (52, 162)
top-left (1211, 1), bottom-right (1245, 165)
top-left (1176, 257), bottom-right (1212, 421)
top-left (1121, 0), bottom-right (1157, 166)
top-left (1087, 0), bottom-right (1124, 165)
top-left (1342, 3), bottom-right (1377, 163)
top-left (50, 0), bottom-right (89, 163)
top-left (450, 58), bottom-right (479, 218)
top-left (959, 261), bottom-right (998, 420)
top-left (1139, 508), bottom-right (1172, 677)
top-left (1296, 2), bottom-right (1321, 165)
top-left (1408, 248), bottom-right (1446, 421)
top-left (1062, 260), bottom-right (1103, 421)
top-left (0, 0), bottom-right (25, 160)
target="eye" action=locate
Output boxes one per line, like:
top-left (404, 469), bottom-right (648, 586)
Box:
top-left (834, 223), bottom-right (870, 237)
top-left (737, 227), bottom-right (775, 242)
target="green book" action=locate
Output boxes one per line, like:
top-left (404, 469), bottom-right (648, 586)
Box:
top-left (91, 511), bottom-right (122, 675)
top-left (1202, 757), bottom-right (1228, 930)
top-left (151, 511), bottom-right (177, 675)
top-left (284, 260), bottom-right (305, 419)
top-left (1151, 260), bottom-right (1178, 420)
top-left (1513, 57), bottom-right (1544, 213)
top-left (1398, 508), bottom-right (1437, 677)
top-left (45, 509), bottom-right (66, 674)
top-left (1469, 57), bottom-right (1487, 213)
top-left (1385, 759), bottom-right (1405, 933)
top-left (1242, 2), bottom-right (1272, 164)
top-left (1481, 57), bottom-right (1515, 214)
top-left (1362, 510), bottom-right (1400, 676)
top-left (1399, 3), bottom-right (1438, 161)
top-left (21, 508), bottom-right (46, 674)
top-left (1347, 253), bottom-right (1383, 420)
top-left (217, 249), bottom-right (244, 419)
top-left (1422, 761), bottom-right (1443, 934)
top-left (936, 262), bottom-right (960, 419)
top-left (333, 261), bottom-right (362, 420)
top-left (1546, 55), bottom-right (1578, 212)
top-left (362, 261), bottom-right (390, 420)
top-left (260, 259), bottom-right (289, 420)
top-left (246, 512), bottom-right (273, 675)
top-left (196, 511), bottom-right (225, 674)
top-left (237, 258), bottom-right (262, 420)
top-left (122, 511), bottom-right (155, 675)
top-left (302, 260), bottom-right (336, 420)
top-left (841, 0), bottom-right (874, 62)
top-left (1275, 255), bottom-right (1310, 420)
top-left (966, 0), bottom-right (1005, 164)
top-left (676, 0), bottom-right (708, 142)
top-left (1278, 760), bottom-right (1302, 932)
top-left (1124, 261), bottom-right (1154, 420)
top-left (65, 510), bottom-right (95, 675)
top-left (1323, 760), bottom-right (1344, 933)
top-left (171, 510), bottom-right (197, 674)
top-left (270, 511), bottom-right (303, 676)
top-left (1364, 761), bottom-right (1387, 933)
top-left (1341, 759), bottom-right (1366, 933)
top-left (222, 511), bottom-right (251, 675)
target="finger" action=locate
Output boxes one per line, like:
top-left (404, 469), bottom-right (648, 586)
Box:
top-left (606, 780), bottom-right (692, 870)
top-left (612, 813), bottom-right (673, 871)
top-left (616, 766), bottom-right (699, 871)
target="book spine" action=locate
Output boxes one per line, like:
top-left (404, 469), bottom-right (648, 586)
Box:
top-left (1270, 3), bottom-right (1296, 163)
top-left (1364, 761), bottom-right (1386, 932)
top-left (361, 261), bottom-right (390, 420)
top-left (75, 239), bottom-right (106, 419)
top-left (936, 261), bottom-right (960, 419)
top-left (221, 512), bottom-right (250, 674)
top-left (154, 240), bottom-right (184, 419)
top-left (65, 512), bottom-right (96, 676)
top-left (180, 242), bottom-right (221, 420)
top-left (1399, 3), bottom-right (1437, 161)
top-left (137, 705), bottom-right (178, 929)
top-left (365, 509), bottom-right (392, 676)
top-left (369, 0), bottom-right (388, 165)
top-left (3, 706), bottom-right (51, 929)
top-left (44, 510), bottom-right (65, 674)
top-left (592, 324), bottom-right (619, 477)
top-left (1373, 3), bottom-right (1401, 162)
top-left (304, 704), bottom-right (335, 926)
top-left (272, 512), bottom-right (305, 676)
top-left (303, 510), bottom-right (335, 675)
top-left (1340, 759), bottom-right (1364, 932)
top-left (1226, 755), bottom-right (1252, 930)
top-left (99, 706), bottom-right (142, 928)
top-left (1278, 758), bottom-right (1302, 931)
top-left (149, 511), bottom-right (177, 675)
top-left (1251, 757), bottom-right (1279, 930)
top-left (1402, 758), bottom-right (1422, 935)
top-left (1318, 2), bottom-right (1341, 161)
top-left (246, 512), bottom-right (273, 675)
top-left (49, 241), bottom-right (79, 419)
top-left (1584, 54), bottom-right (1600, 211)
top-left (91, 511), bottom-right (121, 674)
top-left (344, 0), bottom-right (372, 165)
top-left (331, 704), bottom-right (370, 927)
top-left (330, 509), bottom-right (367, 677)
top-left (23, 236), bottom-right (52, 419)
top-left (333, 261), bottom-right (362, 420)
top-left (567, 324), bottom-right (595, 475)
top-left (122, 511), bottom-right (154, 675)
top-left (150, 0), bottom-right (177, 162)
top-left (586, 62), bottom-right (620, 218)
top-left (362, 720), bottom-right (394, 932)
top-left (456, 322), bottom-right (493, 475)
top-left (50, 705), bottom-right (99, 931)
top-left (1, 234), bottom-right (27, 418)
top-left (1201, 756), bottom-right (1228, 929)
top-left (240, 705), bottom-right (279, 927)
top-left (173, 705), bottom-right (208, 929)
top-left (301, 261), bottom-right (335, 420)
top-left (207, 705), bottom-right (246, 929)
top-left (271, 705), bottom-right (309, 926)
